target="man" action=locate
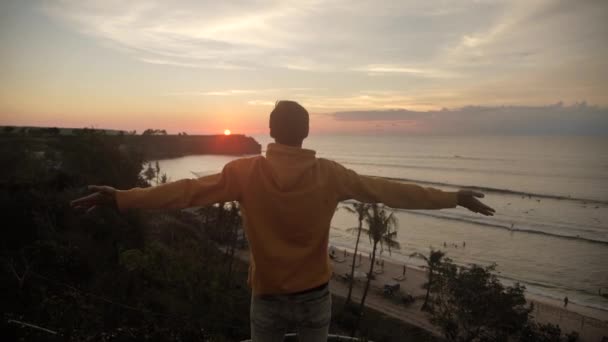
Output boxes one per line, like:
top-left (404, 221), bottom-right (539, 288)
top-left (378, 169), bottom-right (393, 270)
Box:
top-left (71, 100), bottom-right (495, 341)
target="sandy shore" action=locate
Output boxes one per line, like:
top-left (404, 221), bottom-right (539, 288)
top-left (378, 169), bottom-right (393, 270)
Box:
top-left (328, 247), bottom-right (608, 342)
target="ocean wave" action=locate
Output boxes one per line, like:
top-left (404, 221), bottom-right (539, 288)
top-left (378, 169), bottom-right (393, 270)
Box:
top-left (374, 175), bottom-right (608, 205)
top-left (399, 210), bottom-right (608, 246)
top-left (342, 160), bottom-right (608, 182)
top-left (329, 153), bottom-right (511, 162)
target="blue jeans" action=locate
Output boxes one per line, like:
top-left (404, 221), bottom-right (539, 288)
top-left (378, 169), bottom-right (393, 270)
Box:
top-left (250, 284), bottom-right (332, 342)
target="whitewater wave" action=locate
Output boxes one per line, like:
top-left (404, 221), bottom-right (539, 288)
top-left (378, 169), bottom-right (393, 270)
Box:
top-left (327, 153), bottom-right (511, 162)
top-left (340, 160), bottom-right (608, 182)
top-left (374, 175), bottom-right (608, 205)
top-left (398, 210), bottom-right (608, 246)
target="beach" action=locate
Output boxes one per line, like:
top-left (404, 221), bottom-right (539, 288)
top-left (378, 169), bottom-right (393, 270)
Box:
top-left (327, 246), bottom-right (608, 341)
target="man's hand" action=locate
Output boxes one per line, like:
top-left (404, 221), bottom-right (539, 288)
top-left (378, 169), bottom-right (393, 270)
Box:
top-left (70, 185), bottom-right (117, 213)
top-left (457, 190), bottom-right (495, 216)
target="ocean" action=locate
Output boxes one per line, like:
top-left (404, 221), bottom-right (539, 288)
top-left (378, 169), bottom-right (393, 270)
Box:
top-left (156, 135), bottom-right (608, 313)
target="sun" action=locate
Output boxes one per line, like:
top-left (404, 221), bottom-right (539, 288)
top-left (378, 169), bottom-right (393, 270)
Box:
top-left (224, 129), bottom-right (231, 136)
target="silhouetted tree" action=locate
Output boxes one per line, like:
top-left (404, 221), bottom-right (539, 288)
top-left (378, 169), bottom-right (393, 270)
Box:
top-left (519, 321), bottom-right (579, 342)
top-left (142, 129), bottom-right (167, 136)
top-left (410, 248), bottom-right (446, 311)
top-left (342, 202), bottom-right (371, 308)
top-left (430, 261), bottom-right (532, 341)
top-left (354, 204), bottom-right (400, 335)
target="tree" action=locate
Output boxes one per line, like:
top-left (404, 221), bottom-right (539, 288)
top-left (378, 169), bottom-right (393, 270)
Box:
top-left (409, 248), bottom-right (446, 311)
top-left (142, 129), bottom-right (167, 136)
top-left (355, 204), bottom-right (400, 334)
top-left (1, 133), bottom-right (255, 340)
top-left (143, 162), bottom-right (156, 183)
top-left (342, 202), bottom-right (371, 308)
top-left (224, 202), bottom-right (242, 284)
top-left (430, 262), bottom-right (532, 341)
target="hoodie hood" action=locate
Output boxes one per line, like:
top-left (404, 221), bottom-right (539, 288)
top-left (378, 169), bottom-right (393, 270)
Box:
top-left (264, 143), bottom-right (317, 191)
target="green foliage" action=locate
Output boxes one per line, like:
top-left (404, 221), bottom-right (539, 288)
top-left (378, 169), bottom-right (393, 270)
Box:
top-left (406, 250), bottom-right (572, 341)
top-left (430, 261), bottom-right (532, 341)
top-left (0, 134), bottom-right (252, 341)
top-left (59, 131), bottom-right (147, 188)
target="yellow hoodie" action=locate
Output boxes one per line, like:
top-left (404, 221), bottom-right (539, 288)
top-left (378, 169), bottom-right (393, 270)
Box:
top-left (116, 143), bottom-right (458, 295)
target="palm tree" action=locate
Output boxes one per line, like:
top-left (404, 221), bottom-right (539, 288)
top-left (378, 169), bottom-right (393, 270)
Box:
top-left (342, 202), bottom-right (371, 308)
top-left (409, 248), bottom-right (446, 311)
top-left (354, 204), bottom-right (400, 334)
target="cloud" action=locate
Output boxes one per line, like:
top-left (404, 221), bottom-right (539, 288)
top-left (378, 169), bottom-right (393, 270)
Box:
top-left (34, 1), bottom-right (516, 72)
top-left (41, 1), bottom-right (313, 70)
top-left (166, 87), bottom-right (325, 98)
top-left (328, 103), bottom-right (608, 135)
top-left (353, 64), bottom-right (458, 78)
top-left (166, 89), bottom-right (259, 96)
top-left (35, 0), bottom-right (608, 106)
top-left (443, 1), bottom-right (608, 68)
top-left (247, 100), bottom-right (275, 106)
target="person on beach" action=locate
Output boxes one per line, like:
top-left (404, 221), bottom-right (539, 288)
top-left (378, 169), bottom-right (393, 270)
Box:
top-left (71, 100), bottom-right (496, 341)
top-left (564, 296), bottom-right (569, 308)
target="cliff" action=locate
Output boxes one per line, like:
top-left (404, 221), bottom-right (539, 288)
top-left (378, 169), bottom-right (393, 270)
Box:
top-left (0, 131), bottom-right (262, 159)
top-left (120, 134), bottom-right (262, 159)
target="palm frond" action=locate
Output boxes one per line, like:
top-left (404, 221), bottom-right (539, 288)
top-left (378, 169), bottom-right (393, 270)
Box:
top-left (382, 236), bottom-right (401, 250)
top-left (384, 212), bottom-right (397, 227)
top-left (384, 230), bottom-right (398, 240)
top-left (409, 252), bottom-right (428, 261)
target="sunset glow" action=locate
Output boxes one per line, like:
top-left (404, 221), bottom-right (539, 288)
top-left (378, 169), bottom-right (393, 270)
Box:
top-left (0, 1), bottom-right (607, 135)
top-left (224, 129), bottom-right (231, 136)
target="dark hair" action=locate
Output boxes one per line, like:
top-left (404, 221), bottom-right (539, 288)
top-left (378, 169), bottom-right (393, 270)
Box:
top-left (269, 100), bottom-right (309, 146)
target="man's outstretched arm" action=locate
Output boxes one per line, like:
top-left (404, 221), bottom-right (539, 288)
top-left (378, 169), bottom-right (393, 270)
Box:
top-left (331, 161), bottom-right (495, 216)
top-left (71, 163), bottom-right (240, 212)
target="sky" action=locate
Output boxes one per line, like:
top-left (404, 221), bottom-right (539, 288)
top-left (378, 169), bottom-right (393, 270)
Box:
top-left (1, 0), bottom-right (607, 135)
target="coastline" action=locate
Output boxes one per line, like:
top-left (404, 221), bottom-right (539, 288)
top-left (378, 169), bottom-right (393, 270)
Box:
top-left (327, 246), bottom-right (608, 341)
top-left (334, 243), bottom-right (608, 320)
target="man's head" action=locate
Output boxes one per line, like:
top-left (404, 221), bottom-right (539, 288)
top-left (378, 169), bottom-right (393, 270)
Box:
top-left (269, 100), bottom-right (309, 147)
